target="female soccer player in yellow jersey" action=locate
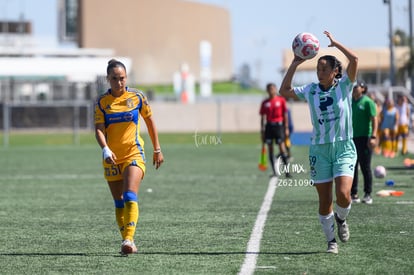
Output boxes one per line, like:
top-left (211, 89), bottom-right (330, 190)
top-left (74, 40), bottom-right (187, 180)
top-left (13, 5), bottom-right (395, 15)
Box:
top-left (94, 59), bottom-right (164, 254)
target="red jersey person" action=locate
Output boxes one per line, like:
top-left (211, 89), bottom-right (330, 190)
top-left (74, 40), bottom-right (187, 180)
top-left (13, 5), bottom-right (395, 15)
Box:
top-left (260, 83), bottom-right (291, 177)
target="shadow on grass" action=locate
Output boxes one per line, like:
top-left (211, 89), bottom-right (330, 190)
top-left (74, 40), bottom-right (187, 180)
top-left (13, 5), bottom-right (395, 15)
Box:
top-left (0, 251), bottom-right (323, 257)
top-left (139, 251), bottom-right (323, 256)
top-left (0, 252), bottom-right (123, 257)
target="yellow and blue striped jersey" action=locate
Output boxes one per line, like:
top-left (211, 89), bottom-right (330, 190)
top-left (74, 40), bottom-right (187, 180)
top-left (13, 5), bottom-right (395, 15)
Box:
top-left (94, 87), bottom-right (152, 163)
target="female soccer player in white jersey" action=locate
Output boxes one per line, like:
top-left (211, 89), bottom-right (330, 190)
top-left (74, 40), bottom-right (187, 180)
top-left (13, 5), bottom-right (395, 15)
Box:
top-left (279, 31), bottom-right (358, 254)
top-left (94, 59), bottom-right (164, 254)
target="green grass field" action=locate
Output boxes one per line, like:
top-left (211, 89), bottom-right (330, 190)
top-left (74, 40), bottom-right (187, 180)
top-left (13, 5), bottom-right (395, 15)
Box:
top-left (0, 132), bottom-right (413, 274)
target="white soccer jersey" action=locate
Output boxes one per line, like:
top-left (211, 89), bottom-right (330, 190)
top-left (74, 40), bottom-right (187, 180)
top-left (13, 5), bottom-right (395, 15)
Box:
top-left (294, 75), bottom-right (354, 145)
top-left (397, 102), bottom-right (409, 125)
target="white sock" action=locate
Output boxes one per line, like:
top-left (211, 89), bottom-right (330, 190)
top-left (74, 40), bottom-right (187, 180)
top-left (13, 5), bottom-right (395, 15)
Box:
top-left (335, 203), bottom-right (351, 221)
top-left (319, 212), bottom-right (335, 242)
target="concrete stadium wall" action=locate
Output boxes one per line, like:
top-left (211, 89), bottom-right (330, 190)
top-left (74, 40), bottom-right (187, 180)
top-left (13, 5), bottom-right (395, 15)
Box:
top-left (0, 100), bottom-right (312, 133)
top-left (146, 101), bottom-right (312, 133)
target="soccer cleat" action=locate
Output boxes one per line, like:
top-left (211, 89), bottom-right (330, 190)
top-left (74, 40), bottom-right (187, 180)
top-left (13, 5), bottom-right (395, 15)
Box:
top-left (351, 194), bottom-right (360, 203)
top-left (362, 193), bottom-right (373, 204)
top-left (335, 213), bottom-right (350, 243)
top-left (121, 239), bottom-right (138, 255)
top-left (327, 241), bottom-right (338, 254)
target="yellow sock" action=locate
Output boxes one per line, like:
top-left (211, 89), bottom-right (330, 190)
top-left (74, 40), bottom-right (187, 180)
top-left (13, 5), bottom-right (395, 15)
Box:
top-left (115, 207), bottom-right (126, 240)
top-left (285, 137), bottom-right (291, 149)
top-left (402, 137), bottom-right (407, 154)
top-left (382, 140), bottom-right (392, 155)
top-left (124, 201), bottom-right (139, 241)
top-left (114, 200), bottom-right (125, 239)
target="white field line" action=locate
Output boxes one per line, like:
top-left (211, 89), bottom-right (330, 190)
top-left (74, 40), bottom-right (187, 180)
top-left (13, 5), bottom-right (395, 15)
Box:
top-left (238, 176), bottom-right (278, 275)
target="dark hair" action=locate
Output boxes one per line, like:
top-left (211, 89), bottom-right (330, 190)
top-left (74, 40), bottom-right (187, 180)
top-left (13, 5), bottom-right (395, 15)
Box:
top-left (356, 80), bottom-right (368, 94)
top-left (266, 83), bottom-right (276, 91)
top-left (318, 55), bottom-right (342, 79)
top-left (107, 59), bottom-right (126, 75)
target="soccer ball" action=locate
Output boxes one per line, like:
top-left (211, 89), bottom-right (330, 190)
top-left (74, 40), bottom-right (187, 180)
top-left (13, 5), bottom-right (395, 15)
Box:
top-left (374, 165), bottom-right (386, 178)
top-left (292, 32), bottom-right (320, 60)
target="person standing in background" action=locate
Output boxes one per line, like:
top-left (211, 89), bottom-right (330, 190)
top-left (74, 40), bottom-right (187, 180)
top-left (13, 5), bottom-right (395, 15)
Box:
top-left (395, 95), bottom-right (410, 155)
top-left (351, 81), bottom-right (377, 204)
top-left (260, 83), bottom-right (290, 177)
top-left (380, 98), bottom-right (399, 158)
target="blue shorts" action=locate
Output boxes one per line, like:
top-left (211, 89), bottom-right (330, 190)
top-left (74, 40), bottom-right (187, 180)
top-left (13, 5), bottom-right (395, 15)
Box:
top-left (308, 139), bottom-right (357, 184)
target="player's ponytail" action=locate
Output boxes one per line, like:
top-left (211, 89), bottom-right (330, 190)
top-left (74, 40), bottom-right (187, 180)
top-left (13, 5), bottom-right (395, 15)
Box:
top-left (107, 59), bottom-right (127, 75)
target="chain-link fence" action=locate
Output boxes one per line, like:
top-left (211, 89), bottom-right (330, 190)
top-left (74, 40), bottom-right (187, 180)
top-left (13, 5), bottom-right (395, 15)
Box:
top-left (0, 78), bottom-right (101, 146)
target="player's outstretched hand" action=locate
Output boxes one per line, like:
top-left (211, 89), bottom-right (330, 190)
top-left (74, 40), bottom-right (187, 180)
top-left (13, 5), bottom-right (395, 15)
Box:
top-left (324, 30), bottom-right (337, 47)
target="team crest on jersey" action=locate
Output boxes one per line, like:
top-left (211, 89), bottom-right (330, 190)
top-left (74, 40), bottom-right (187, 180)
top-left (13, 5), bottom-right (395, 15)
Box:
top-left (126, 98), bottom-right (134, 108)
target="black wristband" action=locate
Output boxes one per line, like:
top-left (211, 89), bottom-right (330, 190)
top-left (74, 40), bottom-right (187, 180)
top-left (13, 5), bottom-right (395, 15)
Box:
top-left (370, 136), bottom-right (376, 139)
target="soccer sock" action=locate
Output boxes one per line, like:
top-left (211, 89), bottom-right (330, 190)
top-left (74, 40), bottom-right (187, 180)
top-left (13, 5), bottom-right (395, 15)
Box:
top-left (285, 138), bottom-right (291, 156)
top-left (319, 212), bottom-right (335, 242)
top-left (281, 153), bottom-right (288, 165)
top-left (393, 140), bottom-right (398, 152)
top-left (123, 191), bottom-right (139, 241)
top-left (402, 137), bottom-right (407, 154)
top-left (384, 139), bottom-right (392, 153)
top-left (269, 151), bottom-right (276, 175)
top-left (382, 139), bottom-right (391, 155)
top-left (335, 203), bottom-right (351, 221)
top-left (114, 200), bottom-right (125, 240)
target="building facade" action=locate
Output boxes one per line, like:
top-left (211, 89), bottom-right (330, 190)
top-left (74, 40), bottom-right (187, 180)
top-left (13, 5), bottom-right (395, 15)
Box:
top-left (78, 0), bottom-right (233, 85)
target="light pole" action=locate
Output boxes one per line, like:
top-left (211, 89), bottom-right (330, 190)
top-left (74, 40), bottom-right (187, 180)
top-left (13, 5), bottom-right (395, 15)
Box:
top-left (384, 0), bottom-right (396, 86)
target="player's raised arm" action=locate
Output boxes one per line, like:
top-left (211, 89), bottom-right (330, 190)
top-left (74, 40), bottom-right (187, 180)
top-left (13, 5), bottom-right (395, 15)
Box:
top-left (279, 55), bottom-right (304, 100)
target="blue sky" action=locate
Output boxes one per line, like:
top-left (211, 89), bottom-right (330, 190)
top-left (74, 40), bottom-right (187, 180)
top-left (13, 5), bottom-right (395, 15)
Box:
top-left (1, 0), bottom-right (411, 87)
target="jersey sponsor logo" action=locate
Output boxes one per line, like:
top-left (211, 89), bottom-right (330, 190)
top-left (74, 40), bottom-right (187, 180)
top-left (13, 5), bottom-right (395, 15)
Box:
top-left (106, 110), bottom-right (137, 125)
top-left (123, 112), bottom-right (134, 121)
top-left (318, 116), bottom-right (339, 125)
top-left (319, 96), bottom-right (334, 111)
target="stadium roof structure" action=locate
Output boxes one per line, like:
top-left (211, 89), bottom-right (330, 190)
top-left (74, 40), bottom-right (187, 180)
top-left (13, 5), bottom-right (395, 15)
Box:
top-left (0, 45), bottom-right (131, 82)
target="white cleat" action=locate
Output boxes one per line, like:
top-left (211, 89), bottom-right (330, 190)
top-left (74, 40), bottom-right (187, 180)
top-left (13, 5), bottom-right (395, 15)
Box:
top-left (327, 241), bottom-right (338, 254)
top-left (121, 239), bottom-right (138, 255)
top-left (335, 213), bottom-right (350, 243)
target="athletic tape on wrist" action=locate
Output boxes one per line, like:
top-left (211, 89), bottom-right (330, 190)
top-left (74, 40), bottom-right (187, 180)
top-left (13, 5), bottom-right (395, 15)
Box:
top-left (102, 146), bottom-right (113, 159)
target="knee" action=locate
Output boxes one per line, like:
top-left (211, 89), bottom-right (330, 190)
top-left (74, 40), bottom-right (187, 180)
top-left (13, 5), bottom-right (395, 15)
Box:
top-left (336, 190), bottom-right (351, 205)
